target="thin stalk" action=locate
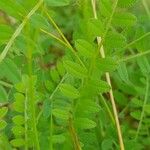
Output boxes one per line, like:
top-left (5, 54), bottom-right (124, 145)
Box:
top-left (118, 49), bottom-right (150, 62)
top-left (43, 8), bottom-right (86, 68)
top-left (68, 117), bottom-right (82, 150)
top-left (50, 103), bottom-right (53, 150)
top-left (49, 74), bottom-right (67, 150)
top-left (37, 74), bottom-right (67, 122)
top-left (91, 1), bottom-right (125, 150)
top-left (40, 29), bottom-right (69, 48)
top-left (26, 26), bottom-right (40, 150)
top-left (135, 76), bottom-right (149, 140)
top-left (25, 90), bottom-right (28, 150)
top-left (99, 94), bottom-right (115, 125)
top-left (0, 80), bottom-right (13, 88)
top-left (102, 0), bottom-right (119, 40)
top-left (142, 0), bottom-right (150, 19)
top-left (124, 32), bottom-right (150, 49)
top-left (0, 0), bottom-right (43, 63)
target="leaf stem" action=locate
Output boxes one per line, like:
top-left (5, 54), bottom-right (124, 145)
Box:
top-left (135, 76), bottom-right (149, 140)
top-left (124, 32), bottom-right (150, 49)
top-left (142, 0), bottom-right (150, 19)
top-left (0, 80), bottom-right (13, 88)
top-left (118, 49), bottom-right (150, 62)
top-left (26, 25), bottom-right (40, 150)
top-left (49, 74), bottom-right (67, 149)
top-left (0, 0), bottom-right (43, 63)
top-left (43, 7), bottom-right (86, 68)
top-left (91, 1), bottom-right (125, 150)
top-left (40, 29), bottom-right (69, 48)
top-left (25, 90), bottom-right (28, 150)
top-left (68, 117), bottom-right (82, 150)
top-left (99, 94), bottom-right (115, 124)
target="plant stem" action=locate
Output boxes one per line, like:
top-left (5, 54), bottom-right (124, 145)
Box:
top-left (49, 74), bottom-right (67, 150)
top-left (91, 1), bottom-right (125, 150)
top-left (0, 80), bottom-right (13, 88)
top-left (142, 0), bottom-right (150, 19)
top-left (124, 32), bottom-right (150, 49)
top-left (26, 25), bottom-right (40, 150)
top-left (25, 90), bottom-right (28, 150)
top-left (37, 74), bottom-right (67, 122)
top-left (40, 29), bottom-right (69, 48)
top-left (43, 7), bottom-right (86, 68)
top-left (99, 94), bottom-right (115, 124)
top-left (0, 0), bottom-right (43, 63)
top-left (118, 49), bottom-right (150, 62)
top-left (135, 76), bottom-right (149, 140)
top-left (68, 117), bottom-right (82, 150)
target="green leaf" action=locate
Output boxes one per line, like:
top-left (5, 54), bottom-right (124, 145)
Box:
top-left (112, 12), bottom-right (137, 27)
top-left (104, 32), bottom-right (126, 51)
top-left (96, 58), bottom-right (117, 72)
top-left (52, 134), bottom-right (65, 144)
top-left (45, 80), bottom-right (55, 92)
top-left (0, 0), bottom-right (26, 19)
top-left (99, 0), bottom-right (112, 17)
top-left (10, 138), bottom-right (25, 147)
top-left (82, 79), bottom-right (110, 98)
top-left (0, 120), bottom-right (7, 130)
top-left (117, 62), bottom-right (129, 83)
top-left (75, 118), bottom-right (96, 129)
top-left (52, 109), bottom-right (69, 120)
top-left (59, 83), bottom-right (80, 99)
top-left (0, 25), bottom-right (13, 44)
top-left (102, 139), bottom-right (114, 150)
top-left (144, 105), bottom-right (150, 114)
top-left (45, 0), bottom-right (72, 6)
top-left (131, 98), bottom-right (143, 107)
top-left (118, 0), bottom-right (138, 8)
top-left (130, 110), bottom-right (141, 120)
top-left (0, 58), bottom-right (21, 84)
top-left (12, 115), bottom-right (25, 125)
top-left (87, 18), bottom-right (104, 39)
top-left (0, 107), bottom-right (8, 118)
top-left (75, 39), bottom-right (95, 58)
top-left (12, 126), bottom-right (25, 136)
top-left (50, 68), bottom-right (60, 83)
top-left (134, 26), bottom-right (150, 52)
top-left (30, 13), bottom-right (50, 30)
top-left (63, 60), bottom-right (87, 78)
top-left (0, 86), bottom-right (8, 102)
top-left (13, 93), bottom-right (25, 113)
top-left (56, 60), bottom-right (65, 76)
top-left (137, 56), bottom-right (150, 75)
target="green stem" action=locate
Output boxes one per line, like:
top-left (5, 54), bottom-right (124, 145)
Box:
top-left (43, 7), bottom-right (86, 68)
top-left (91, 1), bottom-right (125, 150)
top-left (68, 117), bottom-right (82, 150)
top-left (102, 0), bottom-right (119, 40)
top-left (25, 90), bottom-right (28, 150)
top-left (0, 0), bottom-right (43, 63)
top-left (135, 76), bottom-right (149, 140)
top-left (124, 32), bottom-right (150, 49)
top-left (99, 94), bottom-right (115, 125)
top-left (142, 0), bottom-right (150, 19)
top-left (26, 26), bottom-right (40, 150)
top-left (49, 74), bottom-right (67, 149)
top-left (118, 49), bottom-right (150, 62)
top-left (37, 74), bottom-right (67, 122)
top-left (0, 80), bottom-right (13, 88)
top-left (40, 29), bottom-right (69, 49)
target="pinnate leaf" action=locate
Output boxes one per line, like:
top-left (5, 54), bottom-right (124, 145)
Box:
top-left (59, 83), bottom-right (80, 99)
top-left (63, 60), bottom-right (87, 78)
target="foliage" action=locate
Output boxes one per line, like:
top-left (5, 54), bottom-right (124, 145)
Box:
top-left (0, 0), bottom-right (150, 150)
